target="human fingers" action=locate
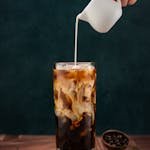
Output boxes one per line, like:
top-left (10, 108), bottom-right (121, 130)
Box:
top-left (121, 0), bottom-right (128, 7)
top-left (128, 0), bottom-right (137, 5)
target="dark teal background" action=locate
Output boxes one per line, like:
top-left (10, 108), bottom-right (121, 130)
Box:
top-left (0, 0), bottom-right (150, 134)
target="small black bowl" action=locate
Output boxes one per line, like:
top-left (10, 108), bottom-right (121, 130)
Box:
top-left (102, 129), bottom-right (129, 150)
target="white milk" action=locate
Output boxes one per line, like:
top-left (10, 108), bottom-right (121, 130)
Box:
top-left (74, 16), bottom-right (79, 66)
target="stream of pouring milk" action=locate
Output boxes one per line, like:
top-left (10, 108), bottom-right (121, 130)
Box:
top-left (74, 16), bottom-right (79, 66)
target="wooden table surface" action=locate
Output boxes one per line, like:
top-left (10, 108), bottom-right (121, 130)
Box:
top-left (0, 135), bottom-right (149, 150)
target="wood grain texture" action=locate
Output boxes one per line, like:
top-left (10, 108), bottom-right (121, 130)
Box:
top-left (0, 135), bottom-right (149, 150)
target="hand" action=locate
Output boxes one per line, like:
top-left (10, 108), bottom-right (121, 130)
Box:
top-left (121, 0), bottom-right (137, 7)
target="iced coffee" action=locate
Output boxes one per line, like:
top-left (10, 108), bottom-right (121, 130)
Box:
top-left (53, 62), bottom-right (96, 150)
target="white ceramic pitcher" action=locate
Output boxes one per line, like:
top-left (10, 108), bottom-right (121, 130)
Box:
top-left (77, 0), bottom-right (122, 33)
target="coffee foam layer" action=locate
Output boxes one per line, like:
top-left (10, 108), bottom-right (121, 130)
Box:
top-left (55, 62), bottom-right (94, 70)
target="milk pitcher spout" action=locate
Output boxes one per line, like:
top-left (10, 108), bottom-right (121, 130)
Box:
top-left (77, 12), bottom-right (88, 23)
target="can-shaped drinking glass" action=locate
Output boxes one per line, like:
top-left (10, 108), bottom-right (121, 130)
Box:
top-left (53, 62), bottom-right (96, 150)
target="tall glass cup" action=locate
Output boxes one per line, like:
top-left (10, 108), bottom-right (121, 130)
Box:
top-left (53, 62), bottom-right (96, 150)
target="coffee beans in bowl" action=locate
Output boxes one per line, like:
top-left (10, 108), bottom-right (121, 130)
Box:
top-left (102, 130), bottom-right (129, 150)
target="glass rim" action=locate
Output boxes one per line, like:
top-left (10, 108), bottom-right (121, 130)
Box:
top-left (54, 62), bottom-right (95, 64)
top-left (54, 62), bottom-right (95, 69)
